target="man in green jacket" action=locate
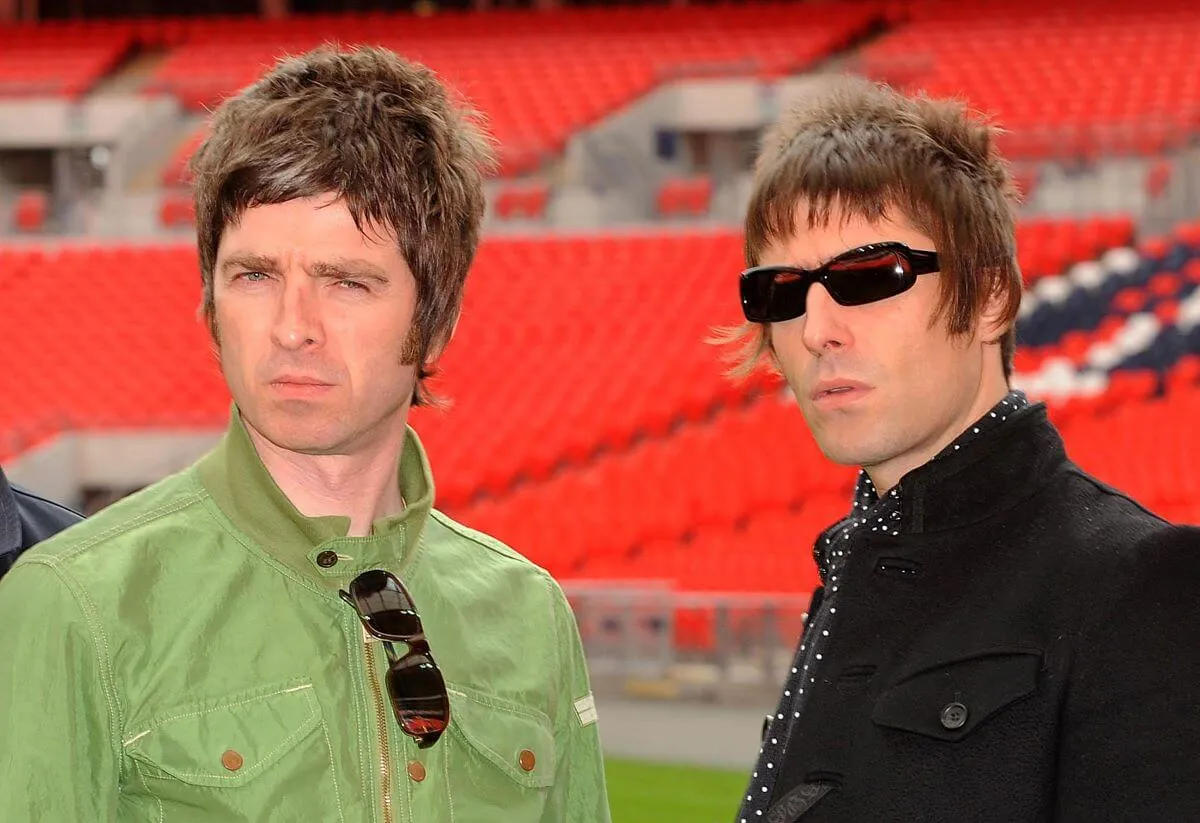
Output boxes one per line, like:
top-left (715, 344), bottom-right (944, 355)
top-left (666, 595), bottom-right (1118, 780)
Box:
top-left (0, 45), bottom-right (611, 823)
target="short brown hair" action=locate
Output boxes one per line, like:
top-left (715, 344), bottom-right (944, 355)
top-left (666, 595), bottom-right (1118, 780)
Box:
top-left (721, 75), bottom-right (1023, 379)
top-left (190, 44), bottom-right (495, 406)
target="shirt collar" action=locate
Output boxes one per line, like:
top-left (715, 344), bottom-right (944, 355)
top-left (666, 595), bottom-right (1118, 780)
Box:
top-left (0, 466), bottom-right (21, 556)
top-left (854, 390), bottom-right (1030, 510)
top-left (896, 399), bottom-right (1062, 534)
top-left (833, 390), bottom-right (1051, 542)
top-left (197, 407), bottom-right (435, 591)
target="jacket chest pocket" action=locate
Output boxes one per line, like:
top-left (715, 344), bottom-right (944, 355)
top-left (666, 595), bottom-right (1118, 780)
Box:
top-left (124, 681), bottom-right (343, 822)
top-left (406, 686), bottom-right (556, 823)
top-left (871, 649), bottom-right (1042, 742)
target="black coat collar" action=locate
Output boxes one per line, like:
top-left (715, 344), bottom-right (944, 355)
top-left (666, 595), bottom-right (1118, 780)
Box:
top-left (893, 403), bottom-right (1067, 535)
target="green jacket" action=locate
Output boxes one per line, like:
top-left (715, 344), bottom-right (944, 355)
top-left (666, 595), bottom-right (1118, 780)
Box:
top-left (0, 412), bottom-right (611, 822)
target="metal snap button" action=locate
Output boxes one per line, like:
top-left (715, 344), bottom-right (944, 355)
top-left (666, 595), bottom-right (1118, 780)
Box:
top-left (519, 749), bottom-right (536, 772)
top-left (407, 761), bottom-right (426, 782)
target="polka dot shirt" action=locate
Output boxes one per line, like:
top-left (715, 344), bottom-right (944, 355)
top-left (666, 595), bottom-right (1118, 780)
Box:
top-left (735, 390), bottom-right (1031, 822)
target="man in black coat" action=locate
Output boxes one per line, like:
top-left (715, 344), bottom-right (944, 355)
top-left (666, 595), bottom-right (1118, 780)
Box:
top-left (722, 76), bottom-right (1200, 822)
top-left (0, 465), bottom-right (82, 579)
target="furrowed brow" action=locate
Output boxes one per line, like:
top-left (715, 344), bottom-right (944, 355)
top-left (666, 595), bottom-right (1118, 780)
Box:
top-left (308, 258), bottom-right (390, 285)
top-left (219, 252), bottom-right (280, 276)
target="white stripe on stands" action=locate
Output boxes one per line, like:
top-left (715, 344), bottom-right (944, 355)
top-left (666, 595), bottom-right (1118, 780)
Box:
top-left (1013, 247), bottom-right (1200, 402)
top-left (1013, 311), bottom-right (1164, 399)
top-left (1018, 246), bottom-right (1141, 318)
top-left (1179, 287), bottom-right (1200, 331)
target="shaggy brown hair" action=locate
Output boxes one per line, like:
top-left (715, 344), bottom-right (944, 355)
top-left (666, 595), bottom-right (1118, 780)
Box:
top-left (190, 44), bottom-right (495, 406)
top-left (722, 75), bottom-right (1023, 379)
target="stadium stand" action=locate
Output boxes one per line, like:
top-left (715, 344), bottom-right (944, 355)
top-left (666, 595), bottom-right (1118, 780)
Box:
top-left (0, 24), bottom-right (133, 98)
top-left (3, 214), bottom-right (1191, 592)
top-left (860, 0), bottom-right (1200, 159)
top-left (144, 3), bottom-right (881, 178)
top-left (2, 2), bottom-right (1199, 666)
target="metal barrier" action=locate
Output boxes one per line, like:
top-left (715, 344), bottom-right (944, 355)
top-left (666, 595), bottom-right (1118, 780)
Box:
top-left (562, 579), bottom-right (811, 700)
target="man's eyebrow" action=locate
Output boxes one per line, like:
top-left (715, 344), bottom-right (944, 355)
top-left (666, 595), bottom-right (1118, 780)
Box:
top-left (219, 253), bottom-right (280, 275)
top-left (307, 259), bottom-right (391, 284)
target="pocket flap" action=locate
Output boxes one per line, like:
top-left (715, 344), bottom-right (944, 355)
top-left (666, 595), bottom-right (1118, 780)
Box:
top-left (447, 687), bottom-right (557, 789)
top-left (125, 682), bottom-right (322, 788)
top-left (872, 649), bottom-right (1041, 742)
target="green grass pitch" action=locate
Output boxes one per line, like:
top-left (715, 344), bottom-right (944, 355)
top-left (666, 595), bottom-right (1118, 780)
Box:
top-left (605, 757), bottom-right (746, 823)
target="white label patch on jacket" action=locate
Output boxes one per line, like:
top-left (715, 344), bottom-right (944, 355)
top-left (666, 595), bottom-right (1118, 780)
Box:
top-left (574, 693), bottom-right (598, 727)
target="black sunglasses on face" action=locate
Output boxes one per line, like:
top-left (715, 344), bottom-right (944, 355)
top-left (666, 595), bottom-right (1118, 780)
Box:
top-left (339, 569), bottom-right (449, 749)
top-left (739, 241), bottom-right (940, 323)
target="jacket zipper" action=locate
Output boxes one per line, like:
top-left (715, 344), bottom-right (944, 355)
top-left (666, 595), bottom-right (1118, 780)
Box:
top-left (363, 632), bottom-right (394, 823)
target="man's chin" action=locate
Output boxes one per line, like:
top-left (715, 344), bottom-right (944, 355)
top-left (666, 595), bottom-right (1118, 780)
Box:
top-left (245, 411), bottom-right (344, 456)
top-left (810, 428), bottom-right (881, 468)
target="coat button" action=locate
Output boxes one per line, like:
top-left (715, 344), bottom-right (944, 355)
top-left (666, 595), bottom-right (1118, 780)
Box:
top-left (221, 749), bottom-right (244, 771)
top-left (316, 550), bottom-right (338, 568)
top-left (518, 749), bottom-right (536, 772)
top-left (940, 702), bottom-right (968, 730)
top-left (407, 761), bottom-right (426, 782)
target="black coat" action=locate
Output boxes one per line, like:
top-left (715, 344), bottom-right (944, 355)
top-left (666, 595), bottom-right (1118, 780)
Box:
top-left (0, 466), bottom-right (82, 579)
top-left (767, 405), bottom-right (1200, 822)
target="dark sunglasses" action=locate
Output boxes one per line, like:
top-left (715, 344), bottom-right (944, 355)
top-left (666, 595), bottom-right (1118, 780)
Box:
top-left (339, 569), bottom-right (449, 749)
top-left (740, 242), bottom-right (940, 323)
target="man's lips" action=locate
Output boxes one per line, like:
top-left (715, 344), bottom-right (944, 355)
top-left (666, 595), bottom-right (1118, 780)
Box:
top-left (810, 379), bottom-right (871, 403)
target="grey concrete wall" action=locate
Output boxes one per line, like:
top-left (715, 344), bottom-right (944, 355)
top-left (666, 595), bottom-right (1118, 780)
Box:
top-left (5, 429), bottom-right (224, 507)
top-left (0, 97), bottom-right (168, 148)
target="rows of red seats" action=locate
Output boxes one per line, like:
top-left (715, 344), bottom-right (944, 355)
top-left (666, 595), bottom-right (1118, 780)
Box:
top-left (563, 376), bottom-right (1200, 656)
top-left (0, 218), bottom-right (1130, 476)
top-left (1013, 259), bottom-right (1200, 377)
top-left (860, 0), bottom-right (1200, 160)
top-left (411, 231), bottom-right (761, 505)
top-left (449, 397), bottom-right (856, 578)
top-left (418, 218), bottom-right (1122, 504)
top-left (1058, 382), bottom-right (1200, 523)
top-left (1020, 215), bottom-right (1133, 282)
top-left (0, 27), bottom-right (131, 98)
top-left (578, 378), bottom-right (1200, 650)
top-left (0, 244), bottom-right (225, 462)
top-left (142, 4), bottom-right (878, 176)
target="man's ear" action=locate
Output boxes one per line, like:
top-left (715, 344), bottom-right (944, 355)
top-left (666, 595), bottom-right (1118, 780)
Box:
top-left (427, 308), bottom-right (462, 364)
top-left (978, 283), bottom-right (1012, 346)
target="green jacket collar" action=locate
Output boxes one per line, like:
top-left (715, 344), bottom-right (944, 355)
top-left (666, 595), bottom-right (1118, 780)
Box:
top-left (197, 408), bottom-right (435, 590)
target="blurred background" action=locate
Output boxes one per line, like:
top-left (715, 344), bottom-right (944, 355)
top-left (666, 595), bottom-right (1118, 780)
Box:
top-left (2, 0), bottom-right (1199, 819)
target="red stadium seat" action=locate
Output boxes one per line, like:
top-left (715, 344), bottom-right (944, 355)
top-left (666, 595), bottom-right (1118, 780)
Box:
top-left (494, 183), bottom-right (550, 221)
top-left (1146, 160), bottom-right (1173, 199)
top-left (656, 176), bottom-right (713, 218)
top-left (13, 189), bottom-right (48, 233)
top-left (158, 191), bottom-right (195, 228)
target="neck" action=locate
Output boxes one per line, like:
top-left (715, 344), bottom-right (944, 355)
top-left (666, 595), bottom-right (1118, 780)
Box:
top-left (245, 421), bottom-right (408, 537)
top-left (866, 369), bottom-right (1010, 496)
